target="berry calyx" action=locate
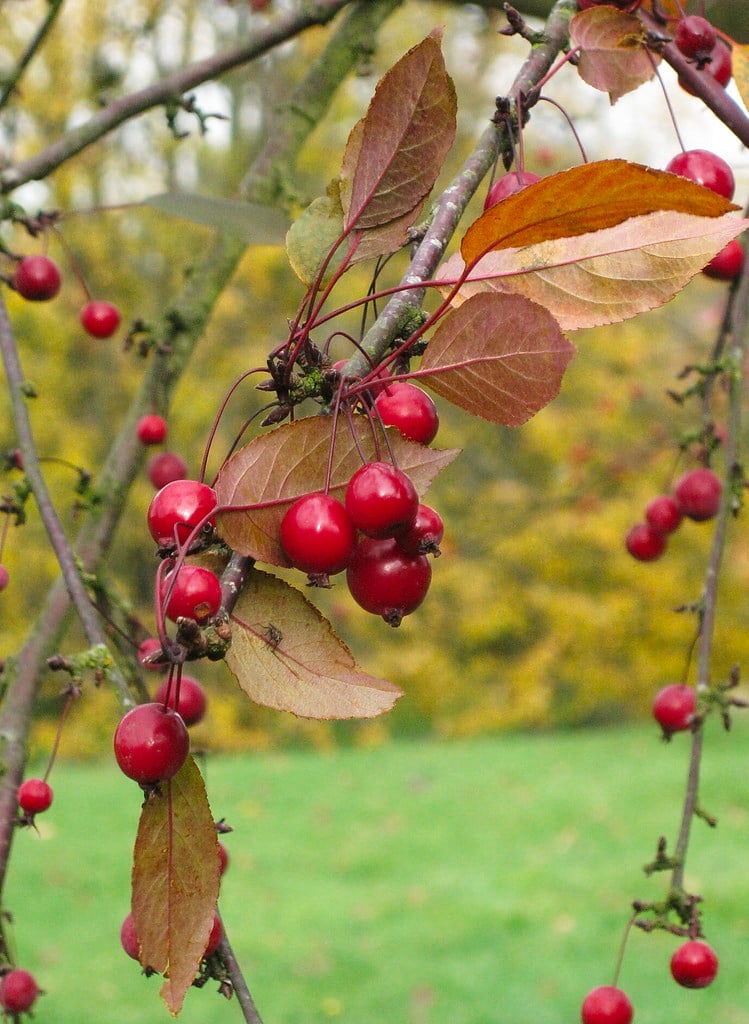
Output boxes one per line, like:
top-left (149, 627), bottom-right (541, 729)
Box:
top-left (13, 255), bottom-right (61, 301)
top-left (345, 462), bottom-right (419, 539)
top-left (17, 777), bottom-right (53, 815)
top-left (665, 149), bottom-right (735, 201)
top-left (155, 675), bottom-right (207, 727)
top-left (645, 495), bottom-right (683, 535)
top-left (703, 239), bottom-right (744, 281)
top-left (80, 300), bottom-right (121, 338)
top-left (160, 563), bottom-right (222, 622)
top-left (120, 912), bottom-right (140, 961)
top-left (674, 15), bottom-right (716, 64)
top-left (147, 451), bottom-right (189, 489)
top-left (346, 536), bottom-right (431, 626)
top-left (670, 939), bottom-right (719, 989)
top-left (147, 479), bottom-right (218, 549)
top-left (114, 702), bottom-right (190, 784)
top-left (279, 492), bottom-right (356, 576)
top-left (374, 381), bottom-right (440, 445)
top-left (625, 522), bottom-right (667, 561)
top-left (0, 969), bottom-right (40, 1014)
top-left (653, 683), bottom-right (696, 736)
top-left (484, 170), bottom-right (541, 209)
top-left (580, 985), bottom-right (633, 1024)
top-left (673, 467), bottom-right (722, 521)
top-left (397, 504), bottom-right (444, 556)
top-left (0, 565), bottom-right (9, 591)
top-left (679, 39), bottom-right (732, 94)
top-left (137, 414), bottom-right (168, 446)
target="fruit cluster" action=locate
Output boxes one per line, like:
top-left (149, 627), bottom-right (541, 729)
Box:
top-left (11, 254), bottom-right (122, 338)
top-left (625, 467), bottom-right (722, 562)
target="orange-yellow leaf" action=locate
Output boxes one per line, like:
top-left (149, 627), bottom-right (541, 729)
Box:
top-left (570, 7), bottom-right (659, 102)
top-left (733, 44), bottom-right (749, 112)
top-left (461, 160), bottom-right (736, 264)
top-left (131, 756), bottom-right (220, 1016)
top-left (225, 567), bottom-right (402, 719)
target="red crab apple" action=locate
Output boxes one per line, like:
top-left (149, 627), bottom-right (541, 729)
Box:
top-left (665, 149), bottom-right (735, 200)
top-left (137, 414), bottom-right (168, 445)
top-left (346, 536), bottom-right (431, 626)
top-left (345, 462), bottom-right (419, 539)
top-left (17, 777), bottom-right (53, 815)
top-left (673, 467), bottom-right (722, 521)
top-left (645, 495), bottom-right (683, 535)
top-left (703, 239), bottom-right (744, 281)
top-left (13, 254), bottom-right (61, 301)
top-left (679, 39), bottom-right (732, 94)
top-left (279, 492), bottom-right (356, 576)
top-left (0, 969), bottom-right (40, 1014)
top-left (625, 522), bottom-right (666, 561)
top-left (80, 300), bottom-right (121, 338)
top-left (114, 702), bottom-right (190, 784)
top-left (160, 563), bottom-right (222, 622)
top-left (670, 939), bottom-right (719, 989)
top-left (484, 170), bottom-right (541, 209)
top-left (155, 675), bottom-right (207, 727)
top-left (674, 15), bottom-right (716, 64)
top-left (147, 478), bottom-right (218, 549)
top-left (580, 985), bottom-right (633, 1024)
top-left (148, 451), bottom-right (188, 489)
top-left (374, 381), bottom-right (439, 445)
top-left (653, 683), bottom-right (696, 736)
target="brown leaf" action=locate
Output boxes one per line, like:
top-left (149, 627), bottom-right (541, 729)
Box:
top-left (570, 7), bottom-right (658, 103)
top-left (215, 417), bottom-right (460, 565)
top-left (418, 292), bottom-right (575, 426)
top-left (225, 567), bottom-right (402, 719)
top-left (131, 756), bottom-right (220, 1015)
top-left (460, 160), bottom-right (737, 264)
top-left (439, 211), bottom-right (749, 331)
top-left (733, 44), bottom-right (749, 113)
top-left (340, 31), bottom-right (457, 231)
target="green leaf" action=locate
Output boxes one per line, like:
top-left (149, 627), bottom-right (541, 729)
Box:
top-left (143, 191), bottom-right (288, 243)
top-left (285, 181), bottom-right (346, 285)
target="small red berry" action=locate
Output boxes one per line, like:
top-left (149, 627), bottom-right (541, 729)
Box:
top-left (160, 563), bottom-right (222, 622)
top-left (17, 777), bottom-right (53, 815)
top-left (484, 170), bottom-right (541, 209)
top-left (0, 969), bottom-right (40, 1014)
top-left (280, 492), bottom-right (356, 576)
top-left (670, 939), bottom-right (719, 989)
top-left (148, 451), bottom-right (189, 489)
top-left (397, 504), bottom-right (444, 556)
top-left (346, 536), bottom-right (431, 626)
top-left (155, 675), bottom-right (207, 727)
top-left (13, 255), bottom-right (61, 301)
top-left (665, 150), bottom-right (735, 200)
top-left (580, 985), bottom-right (633, 1024)
top-left (114, 702), bottom-right (190, 784)
top-left (345, 462), bottom-right (419, 539)
top-left (653, 683), bottom-right (696, 735)
top-left (0, 565), bottom-right (9, 591)
top-left (204, 913), bottom-right (223, 958)
top-left (674, 16), bottom-right (716, 64)
top-left (375, 382), bottom-right (439, 445)
top-left (120, 912), bottom-right (140, 961)
top-left (147, 479), bottom-right (218, 549)
top-left (679, 39), bottom-right (732, 94)
top-left (645, 495), bottom-right (683, 535)
top-left (703, 239), bottom-right (744, 281)
top-left (137, 637), bottom-right (164, 671)
top-left (218, 842), bottom-right (229, 876)
top-left (137, 414), bottom-right (168, 446)
top-left (625, 522), bottom-right (667, 561)
top-left (673, 467), bottom-right (722, 521)
top-left (80, 300), bottom-right (121, 338)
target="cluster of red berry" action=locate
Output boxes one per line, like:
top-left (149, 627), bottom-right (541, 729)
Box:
top-left (625, 467), bottom-right (722, 562)
top-left (12, 253), bottom-right (122, 338)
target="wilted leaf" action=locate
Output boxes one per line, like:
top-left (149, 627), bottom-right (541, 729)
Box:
top-left (461, 160), bottom-right (737, 264)
top-left (131, 756), bottom-right (220, 1016)
top-left (340, 31), bottom-right (457, 231)
top-left (215, 417), bottom-right (460, 565)
top-left (733, 44), bottom-right (749, 112)
top-left (418, 293), bottom-right (574, 426)
top-left (570, 8), bottom-right (658, 102)
top-left (225, 567), bottom-right (402, 719)
top-left (285, 182), bottom-right (346, 285)
top-left (144, 192), bottom-right (287, 243)
top-left (439, 211), bottom-right (748, 331)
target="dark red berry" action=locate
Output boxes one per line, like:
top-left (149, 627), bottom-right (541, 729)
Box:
top-left (161, 564), bottom-right (222, 623)
top-left (674, 15), bottom-right (716, 63)
top-left (645, 495), bottom-right (683, 535)
top-left (147, 479), bottom-right (218, 549)
top-left (148, 451), bottom-right (189, 489)
top-left (375, 382), bottom-right (439, 445)
top-left (0, 565), bottom-right (9, 591)
top-left (280, 492), bottom-right (356, 576)
top-left (670, 939), bottom-right (719, 989)
top-left (484, 170), bottom-right (541, 209)
top-left (0, 969), bottom-right (40, 1014)
top-left (703, 239), bottom-right (744, 281)
top-left (120, 913), bottom-right (140, 961)
top-left (580, 985), bottom-right (633, 1024)
top-left (653, 683), bottom-right (696, 735)
top-left (679, 39), bottom-right (732, 94)
top-left (17, 777), bottom-right (53, 814)
top-left (137, 414), bottom-right (168, 446)
top-left (137, 637), bottom-right (164, 671)
top-left (397, 504), bottom-right (444, 556)
top-left (114, 702), bottom-right (190, 784)
top-left (625, 522), bottom-right (667, 561)
top-left (13, 255), bottom-right (61, 301)
top-left (218, 842), bottom-right (229, 876)
top-left (346, 536), bottom-right (431, 626)
top-left (345, 462), bottom-right (419, 539)
top-left (673, 467), bottom-right (722, 521)
top-left (80, 300), bottom-right (121, 338)
top-left (155, 675), bottom-right (207, 727)
top-left (665, 149), bottom-right (735, 200)
top-left (204, 913), bottom-right (223, 958)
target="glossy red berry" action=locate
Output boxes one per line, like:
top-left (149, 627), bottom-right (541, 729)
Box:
top-left (679, 39), bottom-right (732, 94)
top-left (674, 16), bottom-right (716, 63)
top-left (625, 522), bottom-right (667, 561)
top-left (17, 777), bottom-right (53, 814)
top-left (114, 702), bottom-right (190, 784)
top-left (80, 300), bottom-right (121, 338)
top-left (161, 564), bottom-right (222, 622)
top-left (375, 382), bottom-right (439, 445)
top-left (645, 495), bottom-right (683, 535)
top-left (484, 170), bottom-right (541, 209)
top-left (137, 637), bottom-right (164, 671)
top-left (280, 493), bottom-right (356, 576)
top-left (670, 939), bottom-right (719, 988)
top-left (346, 536), bottom-right (431, 626)
top-left (345, 462), bottom-right (419, 538)
top-left (218, 842), bottom-right (229, 876)
top-left (653, 683), bottom-right (696, 735)
top-left (580, 985), bottom-right (633, 1024)
top-left (148, 451), bottom-right (189, 489)
top-left (673, 467), bottom-right (722, 521)
top-left (0, 969), bottom-right (40, 1014)
top-left (137, 414), bottom-right (168, 446)
top-left (155, 675), bottom-right (207, 727)
top-left (147, 479), bottom-right (218, 549)
top-left (703, 239), bottom-right (744, 281)
top-left (13, 255), bottom-right (61, 301)
top-left (665, 150), bottom-right (735, 201)
top-left (204, 913), bottom-right (223, 958)
top-left (120, 913), bottom-right (140, 961)
top-left (0, 565), bottom-right (9, 591)
top-left (397, 504), bottom-right (444, 556)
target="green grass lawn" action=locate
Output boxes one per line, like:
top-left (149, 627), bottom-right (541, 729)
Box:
top-left (8, 721), bottom-right (749, 1024)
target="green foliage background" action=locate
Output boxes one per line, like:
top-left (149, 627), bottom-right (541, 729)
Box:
top-left (1, 0), bottom-right (747, 757)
